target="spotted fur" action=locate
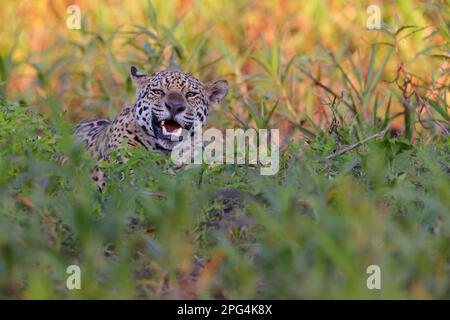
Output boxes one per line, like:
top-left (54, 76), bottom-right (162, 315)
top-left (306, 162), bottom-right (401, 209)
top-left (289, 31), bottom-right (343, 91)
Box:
top-left (74, 67), bottom-right (228, 162)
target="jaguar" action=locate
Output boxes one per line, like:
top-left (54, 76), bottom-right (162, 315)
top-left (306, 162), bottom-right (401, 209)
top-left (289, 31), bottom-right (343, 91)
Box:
top-left (73, 66), bottom-right (228, 187)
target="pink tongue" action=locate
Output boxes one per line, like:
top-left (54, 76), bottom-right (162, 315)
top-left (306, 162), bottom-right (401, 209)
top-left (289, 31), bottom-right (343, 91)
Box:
top-left (164, 122), bottom-right (180, 132)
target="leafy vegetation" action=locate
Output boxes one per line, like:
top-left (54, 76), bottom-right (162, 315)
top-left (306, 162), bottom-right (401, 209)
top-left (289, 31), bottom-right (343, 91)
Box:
top-left (0, 1), bottom-right (449, 299)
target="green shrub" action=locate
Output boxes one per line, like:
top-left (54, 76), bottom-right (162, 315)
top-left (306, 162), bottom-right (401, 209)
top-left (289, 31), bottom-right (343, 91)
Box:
top-left (1, 98), bottom-right (448, 299)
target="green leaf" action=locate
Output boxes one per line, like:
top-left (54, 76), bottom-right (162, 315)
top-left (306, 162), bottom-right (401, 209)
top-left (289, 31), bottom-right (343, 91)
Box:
top-left (424, 97), bottom-right (449, 121)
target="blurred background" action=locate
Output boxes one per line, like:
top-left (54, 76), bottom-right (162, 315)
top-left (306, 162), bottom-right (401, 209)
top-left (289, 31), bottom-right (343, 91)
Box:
top-left (0, 0), bottom-right (449, 300)
top-left (1, 0), bottom-right (448, 140)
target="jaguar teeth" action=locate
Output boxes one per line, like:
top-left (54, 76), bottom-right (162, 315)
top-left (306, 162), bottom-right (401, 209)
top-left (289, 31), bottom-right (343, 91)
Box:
top-left (173, 127), bottom-right (182, 136)
top-left (162, 125), bottom-right (182, 136)
top-left (161, 120), bottom-right (165, 126)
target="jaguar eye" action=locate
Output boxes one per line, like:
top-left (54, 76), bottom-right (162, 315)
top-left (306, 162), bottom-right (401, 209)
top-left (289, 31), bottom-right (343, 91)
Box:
top-left (185, 92), bottom-right (198, 99)
top-left (152, 89), bottom-right (165, 96)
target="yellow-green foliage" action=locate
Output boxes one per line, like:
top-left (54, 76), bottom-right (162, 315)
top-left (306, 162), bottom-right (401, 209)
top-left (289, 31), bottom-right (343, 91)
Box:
top-left (0, 1), bottom-right (449, 299)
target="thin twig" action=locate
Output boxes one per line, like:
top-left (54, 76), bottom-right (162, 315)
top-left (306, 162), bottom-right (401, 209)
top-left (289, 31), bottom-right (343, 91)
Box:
top-left (329, 52), bottom-right (363, 103)
top-left (298, 66), bottom-right (356, 112)
top-left (325, 126), bottom-right (389, 160)
top-left (140, 190), bottom-right (165, 199)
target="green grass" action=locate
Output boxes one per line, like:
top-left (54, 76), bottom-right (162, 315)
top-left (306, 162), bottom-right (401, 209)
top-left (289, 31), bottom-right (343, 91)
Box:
top-left (0, 96), bottom-right (448, 299)
top-left (0, 0), bottom-right (449, 299)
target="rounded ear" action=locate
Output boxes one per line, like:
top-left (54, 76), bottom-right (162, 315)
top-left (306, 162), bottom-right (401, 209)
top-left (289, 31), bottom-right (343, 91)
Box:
top-left (130, 66), bottom-right (148, 88)
top-left (206, 80), bottom-right (228, 105)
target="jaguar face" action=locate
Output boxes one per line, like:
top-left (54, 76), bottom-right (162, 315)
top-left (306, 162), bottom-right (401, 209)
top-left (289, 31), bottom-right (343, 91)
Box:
top-left (130, 66), bottom-right (228, 151)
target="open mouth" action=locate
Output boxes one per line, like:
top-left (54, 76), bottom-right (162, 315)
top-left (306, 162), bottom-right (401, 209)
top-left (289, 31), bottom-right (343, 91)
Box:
top-left (160, 120), bottom-right (182, 136)
top-left (151, 117), bottom-right (184, 141)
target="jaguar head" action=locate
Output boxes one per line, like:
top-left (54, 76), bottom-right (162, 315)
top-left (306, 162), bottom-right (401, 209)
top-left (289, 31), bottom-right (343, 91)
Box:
top-left (130, 66), bottom-right (228, 151)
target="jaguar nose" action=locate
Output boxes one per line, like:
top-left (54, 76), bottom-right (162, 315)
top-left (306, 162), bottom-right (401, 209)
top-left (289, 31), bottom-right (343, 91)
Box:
top-left (165, 101), bottom-right (186, 117)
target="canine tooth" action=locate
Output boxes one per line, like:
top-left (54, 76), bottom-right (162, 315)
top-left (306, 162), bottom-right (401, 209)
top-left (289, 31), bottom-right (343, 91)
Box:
top-left (174, 127), bottom-right (182, 136)
top-left (161, 120), bottom-right (165, 126)
top-left (162, 126), bottom-right (168, 135)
